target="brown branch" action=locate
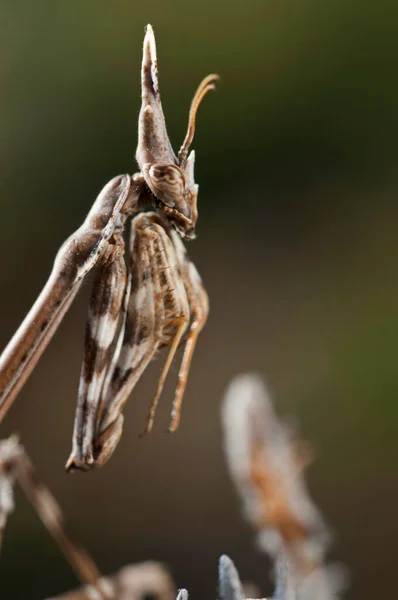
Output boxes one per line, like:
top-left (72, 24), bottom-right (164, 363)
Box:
top-left (0, 436), bottom-right (111, 600)
top-left (46, 561), bottom-right (176, 600)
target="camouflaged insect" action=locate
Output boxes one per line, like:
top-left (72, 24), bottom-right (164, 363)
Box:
top-left (0, 25), bottom-right (218, 471)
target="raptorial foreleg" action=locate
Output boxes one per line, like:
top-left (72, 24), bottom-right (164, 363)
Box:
top-left (66, 237), bottom-right (128, 471)
top-left (0, 174), bottom-right (138, 425)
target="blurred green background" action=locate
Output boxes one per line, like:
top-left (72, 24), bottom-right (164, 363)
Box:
top-left (1, 1), bottom-right (398, 598)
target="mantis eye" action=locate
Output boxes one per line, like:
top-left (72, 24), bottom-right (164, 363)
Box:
top-left (146, 163), bottom-right (190, 217)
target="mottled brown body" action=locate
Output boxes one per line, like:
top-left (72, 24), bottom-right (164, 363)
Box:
top-left (67, 213), bottom-right (208, 471)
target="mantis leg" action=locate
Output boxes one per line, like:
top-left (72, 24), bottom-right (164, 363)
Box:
top-left (0, 174), bottom-right (142, 425)
top-left (91, 213), bottom-right (191, 467)
top-left (168, 230), bottom-right (209, 432)
top-left (80, 215), bottom-right (161, 468)
top-left (66, 238), bottom-right (128, 471)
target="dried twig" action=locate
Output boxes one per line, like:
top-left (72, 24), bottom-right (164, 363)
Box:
top-left (46, 561), bottom-right (176, 600)
top-left (0, 436), bottom-right (111, 600)
top-left (222, 374), bottom-right (344, 599)
top-left (218, 554), bottom-right (295, 600)
top-left (218, 555), bottom-right (246, 600)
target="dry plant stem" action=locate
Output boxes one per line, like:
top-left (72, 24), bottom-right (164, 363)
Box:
top-left (218, 554), bottom-right (295, 600)
top-left (47, 561), bottom-right (176, 600)
top-left (222, 374), bottom-right (328, 575)
top-left (273, 555), bottom-right (297, 600)
top-left (218, 555), bottom-right (245, 600)
top-left (222, 375), bottom-right (343, 600)
top-left (0, 24), bottom-right (218, 471)
top-left (0, 437), bottom-right (110, 600)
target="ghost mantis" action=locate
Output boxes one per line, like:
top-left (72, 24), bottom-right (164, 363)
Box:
top-left (0, 25), bottom-right (218, 471)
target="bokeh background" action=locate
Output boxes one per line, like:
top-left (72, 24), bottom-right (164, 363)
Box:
top-left (1, 2), bottom-right (398, 598)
